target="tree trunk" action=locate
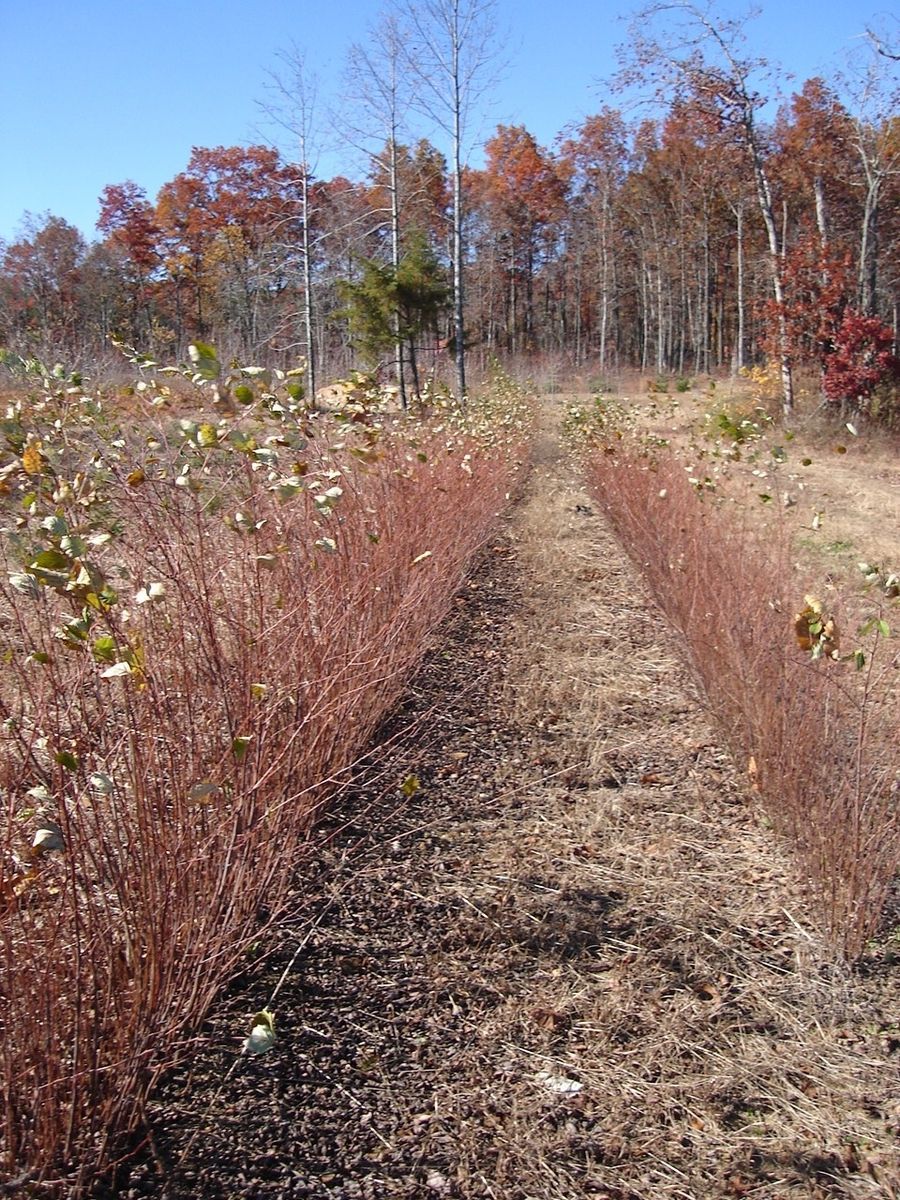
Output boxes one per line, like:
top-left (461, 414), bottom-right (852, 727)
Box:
top-left (733, 201), bottom-right (745, 374)
top-left (746, 127), bottom-right (794, 413)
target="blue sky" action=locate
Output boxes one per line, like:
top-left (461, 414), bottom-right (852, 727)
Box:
top-left (0, 0), bottom-right (891, 244)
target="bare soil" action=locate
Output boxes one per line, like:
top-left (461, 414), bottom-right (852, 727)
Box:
top-left (115, 399), bottom-right (898, 1200)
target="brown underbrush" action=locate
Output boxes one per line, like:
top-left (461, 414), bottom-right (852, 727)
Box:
top-left (583, 441), bottom-right (899, 961)
top-left (0, 368), bottom-right (529, 1193)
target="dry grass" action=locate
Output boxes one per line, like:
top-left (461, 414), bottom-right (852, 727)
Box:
top-left (581, 434), bottom-right (898, 961)
top-left (412, 401), bottom-right (898, 1197)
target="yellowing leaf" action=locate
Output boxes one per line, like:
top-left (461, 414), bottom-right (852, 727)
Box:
top-left (126, 468), bottom-right (146, 487)
top-left (400, 774), bottom-right (420, 798)
top-left (21, 441), bottom-right (45, 475)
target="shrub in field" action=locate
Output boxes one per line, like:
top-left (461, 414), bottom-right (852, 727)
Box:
top-left (576, 414), bottom-right (898, 961)
top-left (0, 352), bottom-right (530, 1192)
top-left (821, 311), bottom-right (900, 418)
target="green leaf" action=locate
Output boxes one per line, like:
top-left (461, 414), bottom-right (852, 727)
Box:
top-left (60, 535), bottom-right (88, 558)
top-left (234, 384), bottom-right (255, 406)
top-left (232, 735), bottom-right (252, 762)
top-left (400, 774), bottom-right (420, 798)
top-left (91, 635), bottom-right (117, 663)
top-left (188, 342), bottom-right (220, 381)
top-left (40, 514), bottom-right (68, 538)
top-left (55, 750), bottom-right (79, 771)
top-left (188, 781), bottom-right (221, 805)
top-left (32, 549), bottom-right (70, 571)
top-left (28, 567), bottom-right (70, 590)
top-left (854, 649), bottom-right (866, 671)
top-left (876, 619), bottom-right (891, 638)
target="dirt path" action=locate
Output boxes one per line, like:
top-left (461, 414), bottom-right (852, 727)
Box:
top-left (124, 400), bottom-right (898, 1200)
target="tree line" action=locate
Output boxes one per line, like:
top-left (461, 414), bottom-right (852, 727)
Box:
top-left (1, 3), bottom-right (897, 414)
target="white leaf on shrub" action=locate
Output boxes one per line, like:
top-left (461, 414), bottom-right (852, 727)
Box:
top-left (8, 572), bottom-right (40, 596)
top-left (242, 1008), bottom-right (276, 1055)
top-left (32, 819), bottom-right (64, 853)
top-left (411, 551), bottom-right (433, 565)
top-left (100, 662), bottom-right (132, 679)
top-left (135, 582), bottom-right (166, 604)
top-left (314, 537), bottom-right (337, 553)
top-left (89, 772), bottom-right (114, 795)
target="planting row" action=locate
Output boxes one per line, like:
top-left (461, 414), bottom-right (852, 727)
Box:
top-left (0, 355), bottom-right (530, 1192)
top-left (571, 397), bottom-right (899, 961)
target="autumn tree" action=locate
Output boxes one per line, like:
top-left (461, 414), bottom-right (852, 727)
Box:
top-left (155, 146), bottom-right (294, 353)
top-left (0, 215), bottom-right (86, 354)
top-left (475, 125), bottom-right (567, 354)
top-left (618, 1), bottom-right (796, 412)
top-left (97, 181), bottom-right (161, 346)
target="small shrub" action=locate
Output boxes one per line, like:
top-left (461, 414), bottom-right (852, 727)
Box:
top-left (823, 312), bottom-right (900, 417)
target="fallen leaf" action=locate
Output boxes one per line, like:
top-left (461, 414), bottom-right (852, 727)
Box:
top-left (536, 1070), bottom-right (583, 1095)
top-left (242, 1008), bottom-right (276, 1055)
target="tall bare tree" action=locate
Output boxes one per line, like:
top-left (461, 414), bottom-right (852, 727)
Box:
top-left (259, 49), bottom-right (323, 402)
top-left (839, 47), bottom-right (900, 316)
top-left (400, 0), bottom-right (499, 401)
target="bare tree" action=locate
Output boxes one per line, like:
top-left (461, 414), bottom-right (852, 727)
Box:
top-left (617, 1), bottom-right (795, 414)
top-left (345, 15), bottom-right (413, 405)
top-left (259, 49), bottom-right (323, 402)
top-left (399, 0), bottom-right (499, 401)
top-left (867, 18), bottom-right (900, 63)
top-left (839, 46), bottom-right (900, 315)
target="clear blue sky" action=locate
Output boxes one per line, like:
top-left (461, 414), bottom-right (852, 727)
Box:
top-left (0, 0), bottom-right (890, 244)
